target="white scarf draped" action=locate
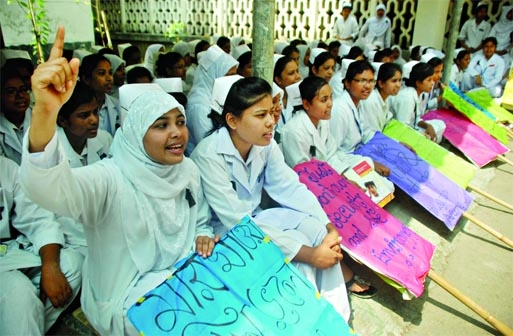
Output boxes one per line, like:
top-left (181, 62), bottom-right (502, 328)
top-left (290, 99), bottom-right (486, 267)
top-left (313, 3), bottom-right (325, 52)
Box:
top-left (367, 4), bottom-right (390, 38)
top-left (110, 91), bottom-right (197, 273)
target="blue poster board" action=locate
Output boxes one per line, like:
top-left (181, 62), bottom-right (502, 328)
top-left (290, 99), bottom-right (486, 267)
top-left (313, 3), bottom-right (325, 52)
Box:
top-left (128, 216), bottom-right (355, 335)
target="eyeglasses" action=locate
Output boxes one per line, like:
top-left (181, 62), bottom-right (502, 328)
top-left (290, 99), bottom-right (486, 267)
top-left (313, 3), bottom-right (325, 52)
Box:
top-left (3, 86), bottom-right (31, 97)
top-left (352, 78), bottom-right (376, 86)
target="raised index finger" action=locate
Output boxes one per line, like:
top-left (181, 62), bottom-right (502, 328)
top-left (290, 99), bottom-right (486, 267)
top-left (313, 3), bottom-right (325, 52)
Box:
top-left (48, 25), bottom-right (65, 61)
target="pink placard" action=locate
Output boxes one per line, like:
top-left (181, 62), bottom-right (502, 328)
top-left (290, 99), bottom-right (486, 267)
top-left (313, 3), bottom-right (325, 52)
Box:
top-left (423, 108), bottom-right (509, 167)
top-left (294, 159), bottom-right (435, 297)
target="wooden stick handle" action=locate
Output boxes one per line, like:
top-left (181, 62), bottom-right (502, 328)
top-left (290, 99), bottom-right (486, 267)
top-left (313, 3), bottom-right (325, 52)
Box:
top-left (498, 122), bottom-right (513, 138)
top-left (497, 155), bottom-right (513, 169)
top-left (468, 184), bottom-right (513, 212)
top-left (462, 212), bottom-right (513, 248)
top-left (428, 269), bottom-right (513, 335)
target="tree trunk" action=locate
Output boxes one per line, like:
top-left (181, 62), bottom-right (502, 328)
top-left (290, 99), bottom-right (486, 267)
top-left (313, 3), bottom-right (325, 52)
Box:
top-left (251, 0), bottom-right (275, 84)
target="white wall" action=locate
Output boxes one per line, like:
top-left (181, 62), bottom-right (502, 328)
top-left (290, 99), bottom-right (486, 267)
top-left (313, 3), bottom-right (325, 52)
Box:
top-left (412, 0), bottom-right (450, 50)
top-left (0, 0), bottom-right (94, 47)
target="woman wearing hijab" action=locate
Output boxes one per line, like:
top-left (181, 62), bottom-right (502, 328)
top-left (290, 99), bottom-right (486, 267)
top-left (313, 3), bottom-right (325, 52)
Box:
top-left (143, 43), bottom-right (165, 76)
top-left (104, 54), bottom-right (126, 100)
top-left (185, 45), bottom-right (238, 154)
top-left (358, 3), bottom-right (392, 50)
top-left (20, 27), bottom-right (217, 335)
top-left (489, 5), bottom-right (513, 68)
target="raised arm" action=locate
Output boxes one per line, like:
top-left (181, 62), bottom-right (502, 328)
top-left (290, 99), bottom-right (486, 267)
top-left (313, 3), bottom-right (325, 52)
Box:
top-left (29, 26), bottom-right (80, 153)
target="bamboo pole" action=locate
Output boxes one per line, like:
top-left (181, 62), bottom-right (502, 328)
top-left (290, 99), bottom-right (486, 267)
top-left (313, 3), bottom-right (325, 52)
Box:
top-left (468, 184), bottom-right (513, 212)
top-left (462, 212), bottom-right (513, 248)
top-left (428, 269), bottom-right (513, 335)
top-left (497, 155), bottom-right (513, 169)
top-left (101, 10), bottom-right (113, 49)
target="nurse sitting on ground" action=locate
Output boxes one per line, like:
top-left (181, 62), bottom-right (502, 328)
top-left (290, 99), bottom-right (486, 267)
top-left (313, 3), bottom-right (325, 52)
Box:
top-left (20, 26), bottom-right (218, 335)
top-left (191, 76), bottom-right (352, 321)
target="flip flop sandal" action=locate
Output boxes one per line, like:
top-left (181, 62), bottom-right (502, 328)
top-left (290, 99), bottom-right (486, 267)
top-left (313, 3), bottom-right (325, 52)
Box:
top-left (346, 275), bottom-right (378, 299)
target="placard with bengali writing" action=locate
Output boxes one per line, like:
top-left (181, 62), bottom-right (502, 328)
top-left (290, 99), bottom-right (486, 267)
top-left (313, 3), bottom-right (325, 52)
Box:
top-left (294, 159), bottom-right (435, 297)
top-left (128, 216), bottom-right (355, 335)
top-left (423, 109), bottom-right (509, 167)
top-left (357, 132), bottom-right (474, 230)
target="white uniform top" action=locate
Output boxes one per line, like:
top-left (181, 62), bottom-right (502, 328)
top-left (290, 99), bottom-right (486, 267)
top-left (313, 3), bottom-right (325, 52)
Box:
top-left (329, 70), bottom-right (345, 100)
top-left (21, 131), bottom-right (212, 335)
top-left (360, 89), bottom-right (393, 134)
top-left (0, 156), bottom-right (64, 270)
top-left (467, 53), bottom-right (506, 90)
top-left (389, 86), bottom-right (425, 130)
top-left (281, 110), bottom-right (351, 174)
top-left (0, 108), bottom-right (31, 165)
top-left (458, 18), bottom-right (491, 49)
top-left (55, 127), bottom-right (112, 248)
top-left (191, 127), bottom-right (330, 258)
top-left (329, 90), bottom-right (375, 155)
top-left (98, 94), bottom-right (121, 137)
top-left (450, 63), bottom-right (465, 90)
top-left (332, 15), bottom-right (359, 44)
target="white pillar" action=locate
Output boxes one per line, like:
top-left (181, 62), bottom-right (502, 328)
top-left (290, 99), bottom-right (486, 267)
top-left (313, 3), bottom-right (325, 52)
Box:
top-left (412, 0), bottom-right (450, 50)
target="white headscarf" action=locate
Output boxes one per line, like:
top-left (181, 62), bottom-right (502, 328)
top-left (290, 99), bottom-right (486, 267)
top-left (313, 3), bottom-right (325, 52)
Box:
top-left (491, 5), bottom-right (513, 50)
top-left (297, 44), bottom-right (310, 78)
top-left (367, 4), bottom-right (391, 39)
top-left (187, 45), bottom-right (239, 106)
top-left (143, 44), bottom-right (164, 75)
top-left (172, 41), bottom-right (190, 57)
top-left (110, 90), bottom-right (197, 273)
top-left (103, 54), bottom-right (125, 73)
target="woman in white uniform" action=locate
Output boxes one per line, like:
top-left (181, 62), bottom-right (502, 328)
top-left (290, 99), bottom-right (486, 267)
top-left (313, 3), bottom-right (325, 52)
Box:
top-left (0, 156), bottom-right (83, 335)
top-left (20, 27), bottom-right (217, 335)
top-left (361, 62), bottom-right (402, 134)
top-left (329, 60), bottom-right (393, 176)
top-left (185, 45), bottom-right (238, 154)
top-left (79, 54), bottom-right (121, 137)
top-left (389, 62), bottom-right (446, 143)
top-left (191, 77), bottom-right (351, 321)
top-left (273, 55), bottom-right (302, 131)
top-left (280, 76), bottom-right (379, 299)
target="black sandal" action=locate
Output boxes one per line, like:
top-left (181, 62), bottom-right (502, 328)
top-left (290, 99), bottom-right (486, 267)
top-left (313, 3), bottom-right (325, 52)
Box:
top-left (345, 275), bottom-right (378, 299)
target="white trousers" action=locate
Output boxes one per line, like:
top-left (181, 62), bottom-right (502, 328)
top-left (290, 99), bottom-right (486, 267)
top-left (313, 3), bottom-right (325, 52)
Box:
top-left (0, 248), bottom-right (83, 335)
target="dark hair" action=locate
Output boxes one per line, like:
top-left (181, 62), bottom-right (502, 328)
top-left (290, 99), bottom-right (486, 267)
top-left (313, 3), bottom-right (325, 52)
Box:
top-left (329, 40), bottom-right (342, 51)
top-left (310, 51), bottom-right (335, 77)
top-left (122, 45), bottom-right (141, 65)
top-left (1, 67), bottom-right (26, 91)
top-left (317, 42), bottom-right (329, 49)
top-left (194, 40), bottom-right (210, 59)
top-left (426, 56), bottom-right (443, 68)
top-left (210, 77), bottom-right (272, 130)
top-left (2, 59), bottom-right (34, 85)
top-left (299, 76), bottom-right (329, 104)
top-left (273, 56), bottom-right (295, 80)
top-left (98, 47), bottom-right (117, 56)
top-left (345, 46), bottom-right (365, 60)
top-left (126, 66), bottom-right (153, 84)
top-left (455, 49), bottom-right (471, 61)
top-left (344, 60), bottom-right (374, 82)
top-left (290, 39), bottom-right (307, 47)
top-left (58, 81), bottom-right (97, 121)
top-left (170, 92), bottom-right (187, 107)
top-left (216, 36), bottom-right (231, 49)
top-left (373, 48), bottom-right (393, 62)
top-left (410, 45), bottom-right (421, 61)
top-left (237, 51), bottom-right (252, 72)
top-left (155, 51), bottom-right (184, 77)
top-left (482, 36), bottom-right (497, 47)
top-left (406, 63), bottom-right (434, 87)
top-left (79, 54), bottom-right (110, 81)
top-left (282, 45), bottom-right (299, 58)
top-left (377, 62), bottom-right (402, 83)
